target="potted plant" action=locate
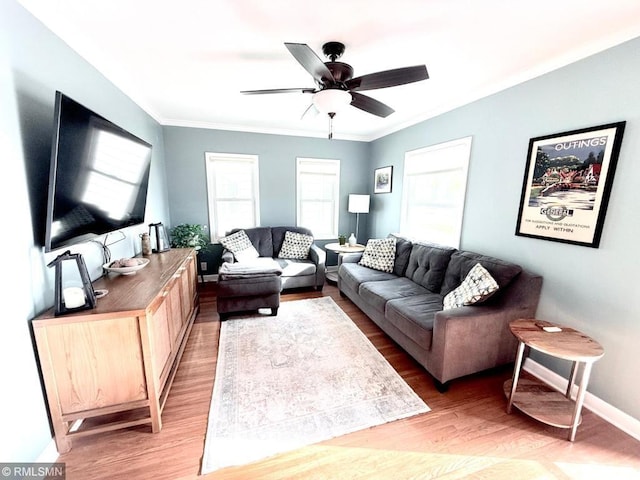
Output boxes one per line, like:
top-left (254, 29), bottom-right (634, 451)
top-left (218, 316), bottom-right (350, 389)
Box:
top-left (170, 224), bottom-right (211, 252)
top-left (338, 234), bottom-right (347, 246)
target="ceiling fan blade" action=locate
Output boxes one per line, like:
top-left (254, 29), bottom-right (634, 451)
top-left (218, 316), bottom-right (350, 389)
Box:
top-left (241, 87), bottom-right (316, 95)
top-left (346, 65), bottom-right (428, 91)
top-left (350, 92), bottom-right (395, 118)
top-left (285, 42), bottom-right (335, 85)
top-left (301, 103), bottom-right (319, 119)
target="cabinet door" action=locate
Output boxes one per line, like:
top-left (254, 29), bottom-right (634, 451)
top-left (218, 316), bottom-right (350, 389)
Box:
top-left (44, 317), bottom-right (147, 414)
top-left (180, 255), bottom-right (196, 322)
top-left (150, 293), bottom-right (172, 386)
top-left (167, 276), bottom-right (183, 349)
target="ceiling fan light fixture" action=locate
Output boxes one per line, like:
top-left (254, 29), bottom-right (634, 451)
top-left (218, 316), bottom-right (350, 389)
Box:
top-left (312, 89), bottom-right (352, 115)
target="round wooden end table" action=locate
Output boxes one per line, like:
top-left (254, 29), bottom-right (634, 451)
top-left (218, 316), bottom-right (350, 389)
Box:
top-left (324, 242), bottom-right (365, 283)
top-left (504, 318), bottom-right (604, 442)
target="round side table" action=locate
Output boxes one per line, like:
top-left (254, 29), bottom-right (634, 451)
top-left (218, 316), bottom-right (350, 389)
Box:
top-left (324, 242), bottom-right (365, 283)
top-left (505, 318), bottom-right (604, 441)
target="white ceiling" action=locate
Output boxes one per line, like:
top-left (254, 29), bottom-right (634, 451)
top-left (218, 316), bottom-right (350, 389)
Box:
top-left (18, 0), bottom-right (640, 141)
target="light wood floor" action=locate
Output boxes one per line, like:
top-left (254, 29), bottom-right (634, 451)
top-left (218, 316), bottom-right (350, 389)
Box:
top-left (58, 283), bottom-right (640, 479)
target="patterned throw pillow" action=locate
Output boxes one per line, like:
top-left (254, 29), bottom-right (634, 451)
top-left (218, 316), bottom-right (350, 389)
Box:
top-left (278, 231), bottom-right (314, 259)
top-left (358, 238), bottom-right (396, 273)
top-left (443, 263), bottom-right (499, 310)
top-left (219, 230), bottom-right (259, 262)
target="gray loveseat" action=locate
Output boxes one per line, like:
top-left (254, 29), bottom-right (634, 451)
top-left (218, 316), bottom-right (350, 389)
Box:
top-left (221, 226), bottom-right (326, 290)
top-left (338, 235), bottom-right (542, 391)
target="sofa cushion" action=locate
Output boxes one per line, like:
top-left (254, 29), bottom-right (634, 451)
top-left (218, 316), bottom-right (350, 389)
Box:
top-left (359, 238), bottom-right (396, 273)
top-left (271, 226), bottom-right (314, 256)
top-left (278, 231), bottom-right (313, 259)
top-left (275, 258), bottom-right (316, 277)
top-left (219, 230), bottom-right (260, 262)
top-left (405, 242), bottom-right (456, 292)
top-left (443, 263), bottom-right (499, 309)
top-left (339, 263), bottom-right (397, 294)
top-left (440, 250), bottom-right (522, 297)
top-left (228, 227), bottom-right (274, 257)
top-left (385, 295), bottom-right (443, 351)
top-left (388, 234), bottom-right (413, 277)
top-left (359, 277), bottom-right (429, 313)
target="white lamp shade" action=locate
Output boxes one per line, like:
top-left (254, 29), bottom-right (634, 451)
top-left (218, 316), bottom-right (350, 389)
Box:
top-left (312, 89), bottom-right (352, 114)
top-left (348, 194), bottom-right (370, 214)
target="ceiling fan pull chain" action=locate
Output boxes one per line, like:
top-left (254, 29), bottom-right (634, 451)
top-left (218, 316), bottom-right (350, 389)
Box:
top-left (328, 112), bottom-right (335, 140)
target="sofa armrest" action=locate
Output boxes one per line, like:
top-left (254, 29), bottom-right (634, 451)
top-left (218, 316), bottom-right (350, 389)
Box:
top-left (309, 244), bottom-right (326, 287)
top-left (309, 244), bottom-right (326, 266)
top-left (221, 250), bottom-right (235, 264)
top-left (429, 300), bottom-right (534, 384)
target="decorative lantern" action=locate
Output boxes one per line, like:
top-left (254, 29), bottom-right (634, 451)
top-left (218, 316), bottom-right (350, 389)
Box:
top-left (149, 222), bottom-right (171, 253)
top-left (47, 250), bottom-right (97, 316)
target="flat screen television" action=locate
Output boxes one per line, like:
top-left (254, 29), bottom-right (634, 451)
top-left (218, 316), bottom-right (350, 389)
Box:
top-left (44, 91), bottom-right (152, 252)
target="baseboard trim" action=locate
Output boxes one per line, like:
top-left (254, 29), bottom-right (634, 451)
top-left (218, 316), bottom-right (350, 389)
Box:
top-left (523, 358), bottom-right (640, 441)
top-left (35, 438), bottom-right (59, 463)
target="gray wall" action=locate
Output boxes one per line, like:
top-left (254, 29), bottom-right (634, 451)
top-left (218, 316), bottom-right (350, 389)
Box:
top-left (163, 126), bottom-right (370, 269)
top-left (369, 37), bottom-right (640, 421)
top-left (1, 1), bottom-right (170, 461)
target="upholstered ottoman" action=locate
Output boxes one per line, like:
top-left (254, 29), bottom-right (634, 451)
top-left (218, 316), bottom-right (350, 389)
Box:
top-left (217, 259), bottom-right (283, 321)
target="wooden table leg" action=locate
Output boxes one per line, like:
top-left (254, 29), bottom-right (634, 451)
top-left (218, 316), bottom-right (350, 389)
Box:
top-left (507, 341), bottom-right (526, 414)
top-left (569, 361), bottom-right (592, 441)
top-left (566, 360), bottom-right (579, 398)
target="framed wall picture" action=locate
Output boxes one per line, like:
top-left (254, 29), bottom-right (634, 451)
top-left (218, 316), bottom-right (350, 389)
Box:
top-left (374, 166), bottom-right (393, 194)
top-left (515, 121), bottom-right (626, 248)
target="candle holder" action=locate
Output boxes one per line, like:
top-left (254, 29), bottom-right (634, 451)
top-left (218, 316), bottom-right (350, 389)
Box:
top-left (47, 250), bottom-right (97, 316)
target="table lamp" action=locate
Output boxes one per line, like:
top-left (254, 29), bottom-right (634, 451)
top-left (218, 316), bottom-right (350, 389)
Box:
top-left (348, 194), bottom-right (370, 243)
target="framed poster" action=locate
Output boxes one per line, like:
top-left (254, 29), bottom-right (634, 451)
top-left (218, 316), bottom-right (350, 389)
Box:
top-left (374, 166), bottom-right (393, 193)
top-left (515, 122), bottom-right (625, 248)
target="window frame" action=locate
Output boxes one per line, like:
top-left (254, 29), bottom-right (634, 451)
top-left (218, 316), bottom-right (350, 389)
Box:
top-left (399, 136), bottom-right (472, 248)
top-left (296, 157), bottom-right (341, 240)
top-left (204, 152), bottom-right (260, 240)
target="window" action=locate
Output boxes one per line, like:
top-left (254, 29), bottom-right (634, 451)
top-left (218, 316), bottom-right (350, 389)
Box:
top-left (296, 158), bottom-right (340, 239)
top-left (400, 137), bottom-right (472, 248)
top-left (205, 152), bottom-right (260, 239)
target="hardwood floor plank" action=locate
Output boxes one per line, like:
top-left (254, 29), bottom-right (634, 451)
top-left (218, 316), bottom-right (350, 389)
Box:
top-left (57, 282), bottom-right (640, 479)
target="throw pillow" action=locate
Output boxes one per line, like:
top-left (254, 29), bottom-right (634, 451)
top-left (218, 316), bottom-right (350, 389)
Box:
top-left (359, 238), bottom-right (396, 273)
top-left (278, 231), bottom-right (314, 259)
top-left (443, 262), bottom-right (499, 310)
top-left (219, 230), bottom-right (259, 262)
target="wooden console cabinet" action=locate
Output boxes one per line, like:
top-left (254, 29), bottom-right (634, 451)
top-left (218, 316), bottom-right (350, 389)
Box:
top-left (33, 248), bottom-right (199, 453)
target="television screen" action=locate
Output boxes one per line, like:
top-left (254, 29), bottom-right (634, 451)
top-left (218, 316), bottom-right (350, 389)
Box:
top-left (45, 92), bottom-right (152, 252)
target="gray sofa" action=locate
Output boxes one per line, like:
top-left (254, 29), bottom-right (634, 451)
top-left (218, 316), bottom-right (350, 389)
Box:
top-left (338, 235), bottom-right (542, 391)
top-left (221, 226), bottom-right (326, 290)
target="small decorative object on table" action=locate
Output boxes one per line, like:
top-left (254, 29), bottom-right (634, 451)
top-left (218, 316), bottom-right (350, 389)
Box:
top-left (47, 250), bottom-right (96, 316)
top-left (103, 258), bottom-right (150, 275)
top-left (140, 232), bottom-right (152, 255)
top-left (338, 234), bottom-right (346, 246)
top-left (348, 233), bottom-right (357, 246)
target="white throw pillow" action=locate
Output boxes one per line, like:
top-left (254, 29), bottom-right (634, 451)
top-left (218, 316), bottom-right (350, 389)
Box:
top-left (358, 238), bottom-right (396, 273)
top-left (219, 230), bottom-right (259, 262)
top-left (443, 263), bottom-right (499, 310)
top-left (278, 231), bottom-right (314, 259)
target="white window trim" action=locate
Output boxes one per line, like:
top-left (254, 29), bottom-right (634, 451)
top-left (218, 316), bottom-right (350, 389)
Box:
top-left (296, 157), bottom-right (340, 239)
top-left (205, 152), bottom-right (260, 240)
top-left (400, 136), bottom-right (472, 248)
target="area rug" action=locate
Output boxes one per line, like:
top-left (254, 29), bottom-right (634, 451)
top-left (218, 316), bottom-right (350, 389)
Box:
top-left (201, 296), bottom-right (430, 474)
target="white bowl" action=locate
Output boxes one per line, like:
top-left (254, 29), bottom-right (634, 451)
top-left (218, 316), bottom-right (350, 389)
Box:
top-left (103, 258), bottom-right (150, 275)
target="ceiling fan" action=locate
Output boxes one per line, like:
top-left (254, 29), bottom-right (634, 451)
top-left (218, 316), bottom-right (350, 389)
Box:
top-left (241, 42), bottom-right (429, 138)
